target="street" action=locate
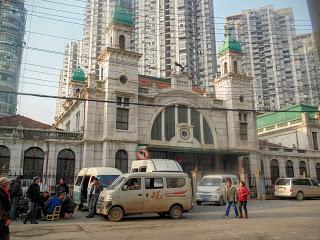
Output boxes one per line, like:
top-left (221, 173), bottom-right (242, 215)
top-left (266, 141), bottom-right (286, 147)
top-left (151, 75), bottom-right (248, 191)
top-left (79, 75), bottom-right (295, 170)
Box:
top-left (11, 200), bottom-right (320, 240)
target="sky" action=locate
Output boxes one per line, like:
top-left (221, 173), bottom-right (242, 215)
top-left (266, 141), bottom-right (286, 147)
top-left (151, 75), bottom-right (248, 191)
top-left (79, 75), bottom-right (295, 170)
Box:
top-left (18, 0), bottom-right (311, 124)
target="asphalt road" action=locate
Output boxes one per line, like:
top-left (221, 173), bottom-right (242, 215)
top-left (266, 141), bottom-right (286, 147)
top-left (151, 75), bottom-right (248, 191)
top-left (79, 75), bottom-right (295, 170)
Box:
top-left (10, 200), bottom-right (320, 240)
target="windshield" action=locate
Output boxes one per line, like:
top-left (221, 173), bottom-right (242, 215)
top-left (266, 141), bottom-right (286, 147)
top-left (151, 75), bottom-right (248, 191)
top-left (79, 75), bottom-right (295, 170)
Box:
top-left (199, 178), bottom-right (221, 186)
top-left (275, 178), bottom-right (290, 186)
top-left (97, 175), bottom-right (120, 188)
top-left (107, 176), bottom-right (126, 190)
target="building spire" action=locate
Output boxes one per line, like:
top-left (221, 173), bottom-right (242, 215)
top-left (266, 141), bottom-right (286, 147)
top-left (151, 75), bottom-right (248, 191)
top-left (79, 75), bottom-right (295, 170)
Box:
top-left (111, 0), bottom-right (134, 26)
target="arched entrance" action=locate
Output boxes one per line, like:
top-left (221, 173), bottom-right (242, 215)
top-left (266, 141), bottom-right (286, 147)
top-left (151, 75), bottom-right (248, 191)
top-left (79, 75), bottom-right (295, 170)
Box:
top-left (285, 160), bottom-right (294, 178)
top-left (0, 145), bottom-right (10, 170)
top-left (115, 150), bottom-right (128, 173)
top-left (270, 159), bottom-right (279, 184)
top-left (23, 147), bottom-right (44, 178)
top-left (56, 149), bottom-right (75, 185)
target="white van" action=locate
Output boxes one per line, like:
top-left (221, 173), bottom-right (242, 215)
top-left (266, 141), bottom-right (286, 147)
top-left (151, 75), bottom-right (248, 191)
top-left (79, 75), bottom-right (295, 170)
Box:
top-left (196, 175), bottom-right (239, 206)
top-left (131, 159), bottom-right (183, 173)
top-left (73, 167), bottom-right (122, 209)
top-left (97, 172), bottom-right (192, 222)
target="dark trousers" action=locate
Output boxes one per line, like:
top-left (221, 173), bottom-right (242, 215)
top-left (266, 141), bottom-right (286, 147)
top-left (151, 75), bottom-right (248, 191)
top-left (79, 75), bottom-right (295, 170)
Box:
top-left (10, 197), bottom-right (19, 219)
top-left (0, 220), bottom-right (10, 240)
top-left (238, 201), bottom-right (248, 217)
top-left (88, 196), bottom-right (99, 217)
top-left (225, 201), bottom-right (239, 217)
top-left (25, 202), bottom-right (38, 223)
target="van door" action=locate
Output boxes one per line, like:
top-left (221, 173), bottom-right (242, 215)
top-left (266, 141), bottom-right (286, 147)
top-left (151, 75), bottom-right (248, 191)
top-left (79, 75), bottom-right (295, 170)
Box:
top-left (119, 177), bottom-right (144, 214)
top-left (302, 179), bottom-right (313, 197)
top-left (143, 177), bottom-right (166, 213)
top-left (73, 176), bottom-right (84, 205)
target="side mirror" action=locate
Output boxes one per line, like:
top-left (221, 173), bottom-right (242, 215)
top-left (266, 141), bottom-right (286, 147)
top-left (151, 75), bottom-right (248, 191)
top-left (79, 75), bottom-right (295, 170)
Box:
top-left (122, 185), bottom-right (128, 191)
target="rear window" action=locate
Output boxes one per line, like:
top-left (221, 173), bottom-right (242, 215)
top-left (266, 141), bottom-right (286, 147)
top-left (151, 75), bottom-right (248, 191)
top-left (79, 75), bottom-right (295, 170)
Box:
top-left (75, 176), bottom-right (83, 186)
top-left (311, 180), bottom-right (319, 186)
top-left (98, 175), bottom-right (120, 187)
top-left (292, 179), bottom-right (311, 186)
top-left (275, 179), bottom-right (290, 186)
top-left (166, 178), bottom-right (186, 188)
top-left (199, 178), bottom-right (220, 186)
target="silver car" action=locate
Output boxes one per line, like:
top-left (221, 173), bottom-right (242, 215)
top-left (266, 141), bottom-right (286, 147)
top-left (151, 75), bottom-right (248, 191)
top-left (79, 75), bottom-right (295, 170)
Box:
top-left (274, 178), bottom-right (320, 200)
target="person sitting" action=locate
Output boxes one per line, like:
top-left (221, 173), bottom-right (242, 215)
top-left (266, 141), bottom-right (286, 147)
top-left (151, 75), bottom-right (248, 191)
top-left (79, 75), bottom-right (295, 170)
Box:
top-left (38, 191), bottom-right (50, 219)
top-left (45, 192), bottom-right (65, 215)
top-left (60, 194), bottom-right (76, 219)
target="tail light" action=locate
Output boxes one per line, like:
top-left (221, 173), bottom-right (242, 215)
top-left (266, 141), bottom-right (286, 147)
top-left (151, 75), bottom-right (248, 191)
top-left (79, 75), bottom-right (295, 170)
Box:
top-left (290, 188), bottom-right (293, 192)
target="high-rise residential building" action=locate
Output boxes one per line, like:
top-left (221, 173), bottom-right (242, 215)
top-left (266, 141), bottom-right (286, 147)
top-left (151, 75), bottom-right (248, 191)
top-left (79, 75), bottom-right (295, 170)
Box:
top-left (224, 5), bottom-right (320, 110)
top-left (134, 0), bottom-right (217, 89)
top-left (0, 0), bottom-right (26, 116)
top-left (56, 42), bottom-right (80, 117)
top-left (307, 0), bottom-right (320, 60)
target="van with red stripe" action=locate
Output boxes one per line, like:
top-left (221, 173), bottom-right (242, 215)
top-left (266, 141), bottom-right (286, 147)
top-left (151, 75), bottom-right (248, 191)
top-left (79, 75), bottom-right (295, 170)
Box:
top-left (97, 172), bottom-right (192, 222)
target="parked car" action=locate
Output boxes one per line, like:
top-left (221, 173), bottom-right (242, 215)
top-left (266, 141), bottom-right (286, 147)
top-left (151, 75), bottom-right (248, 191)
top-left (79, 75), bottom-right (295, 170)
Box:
top-left (274, 178), bottom-right (320, 200)
top-left (96, 172), bottom-right (192, 222)
top-left (131, 159), bottom-right (183, 173)
top-left (73, 167), bottom-right (122, 209)
top-left (196, 175), bottom-right (239, 206)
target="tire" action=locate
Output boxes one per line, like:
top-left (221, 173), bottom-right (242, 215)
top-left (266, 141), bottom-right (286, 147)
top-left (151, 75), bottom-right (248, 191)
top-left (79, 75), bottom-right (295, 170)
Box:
top-left (196, 201), bottom-right (202, 206)
top-left (108, 207), bottom-right (124, 222)
top-left (169, 205), bottom-right (183, 219)
top-left (218, 196), bottom-right (224, 206)
top-left (296, 191), bottom-right (304, 201)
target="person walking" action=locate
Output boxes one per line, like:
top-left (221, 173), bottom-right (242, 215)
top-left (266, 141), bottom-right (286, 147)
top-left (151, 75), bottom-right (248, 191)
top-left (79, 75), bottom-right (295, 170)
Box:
top-left (237, 181), bottom-right (250, 219)
top-left (9, 176), bottom-right (23, 220)
top-left (55, 178), bottom-right (69, 195)
top-left (24, 177), bottom-right (41, 224)
top-left (223, 177), bottom-right (239, 219)
top-left (86, 177), bottom-right (103, 218)
top-left (0, 177), bottom-right (12, 240)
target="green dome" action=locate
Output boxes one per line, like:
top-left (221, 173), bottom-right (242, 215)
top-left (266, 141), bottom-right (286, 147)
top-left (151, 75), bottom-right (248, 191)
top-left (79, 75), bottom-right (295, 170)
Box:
top-left (111, 0), bottom-right (134, 26)
top-left (72, 66), bottom-right (86, 82)
top-left (219, 28), bottom-right (242, 55)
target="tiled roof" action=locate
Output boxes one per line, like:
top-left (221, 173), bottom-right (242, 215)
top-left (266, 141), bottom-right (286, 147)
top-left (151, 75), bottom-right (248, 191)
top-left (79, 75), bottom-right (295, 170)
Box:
top-left (138, 75), bottom-right (205, 95)
top-left (0, 115), bottom-right (52, 130)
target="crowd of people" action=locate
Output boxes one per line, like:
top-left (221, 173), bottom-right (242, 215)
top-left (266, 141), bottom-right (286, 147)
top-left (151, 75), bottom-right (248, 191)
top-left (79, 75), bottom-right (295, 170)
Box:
top-left (0, 176), bottom-right (76, 240)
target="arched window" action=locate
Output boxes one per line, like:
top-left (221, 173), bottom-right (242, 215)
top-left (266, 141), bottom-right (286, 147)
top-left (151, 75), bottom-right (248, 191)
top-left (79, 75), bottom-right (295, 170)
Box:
top-left (115, 150), bottom-right (128, 173)
top-left (0, 145), bottom-right (10, 170)
top-left (316, 163), bottom-right (320, 182)
top-left (299, 161), bottom-right (307, 177)
top-left (23, 147), bottom-right (44, 178)
top-left (270, 159), bottom-right (279, 184)
top-left (56, 149), bottom-right (75, 185)
top-left (242, 157), bottom-right (250, 176)
top-left (224, 62), bottom-right (228, 74)
top-left (151, 111), bottom-right (162, 140)
top-left (285, 160), bottom-right (294, 178)
top-left (233, 61), bottom-right (238, 73)
top-left (119, 35), bottom-right (125, 49)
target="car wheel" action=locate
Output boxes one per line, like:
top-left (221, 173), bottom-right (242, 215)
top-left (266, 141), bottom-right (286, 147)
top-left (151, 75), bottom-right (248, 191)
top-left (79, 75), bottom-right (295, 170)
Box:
top-left (196, 201), bottom-right (202, 206)
top-left (218, 196), bottom-right (224, 206)
top-left (169, 205), bottom-right (183, 219)
top-left (108, 206), bottom-right (124, 222)
top-left (296, 191), bottom-right (304, 201)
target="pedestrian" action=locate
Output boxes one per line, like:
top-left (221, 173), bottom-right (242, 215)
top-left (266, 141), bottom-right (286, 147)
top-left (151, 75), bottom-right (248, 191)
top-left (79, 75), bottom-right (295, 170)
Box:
top-left (223, 177), bottom-right (239, 219)
top-left (24, 176), bottom-right (41, 224)
top-left (86, 177), bottom-right (103, 218)
top-left (9, 176), bottom-right (23, 220)
top-left (55, 178), bottom-right (69, 195)
top-left (0, 177), bottom-right (12, 240)
top-left (237, 181), bottom-right (250, 219)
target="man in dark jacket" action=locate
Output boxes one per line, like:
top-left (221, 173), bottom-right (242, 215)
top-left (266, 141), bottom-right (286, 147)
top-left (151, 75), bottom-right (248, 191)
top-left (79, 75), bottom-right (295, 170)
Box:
top-left (0, 177), bottom-right (11, 240)
top-left (23, 176), bottom-right (41, 224)
top-left (86, 177), bottom-right (103, 218)
top-left (9, 176), bottom-right (23, 220)
top-left (55, 178), bottom-right (69, 195)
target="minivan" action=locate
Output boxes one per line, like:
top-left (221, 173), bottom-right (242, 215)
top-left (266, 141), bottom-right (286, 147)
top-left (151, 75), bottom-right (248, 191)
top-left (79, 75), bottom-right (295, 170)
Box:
top-left (196, 175), bottom-right (239, 206)
top-left (131, 159), bottom-right (183, 173)
top-left (73, 167), bottom-right (122, 209)
top-left (96, 172), bottom-right (192, 222)
top-left (274, 178), bottom-right (320, 200)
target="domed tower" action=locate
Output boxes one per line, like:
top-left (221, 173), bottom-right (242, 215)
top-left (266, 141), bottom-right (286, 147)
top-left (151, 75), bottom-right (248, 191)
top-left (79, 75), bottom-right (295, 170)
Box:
top-left (69, 66), bottom-right (86, 96)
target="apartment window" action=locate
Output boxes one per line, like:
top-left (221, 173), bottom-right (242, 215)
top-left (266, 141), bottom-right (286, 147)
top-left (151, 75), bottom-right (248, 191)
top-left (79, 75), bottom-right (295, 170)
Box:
top-left (116, 97), bottom-right (129, 130)
top-left (75, 111), bottom-right (80, 131)
top-left (312, 132), bottom-right (319, 150)
top-left (65, 121), bottom-right (71, 132)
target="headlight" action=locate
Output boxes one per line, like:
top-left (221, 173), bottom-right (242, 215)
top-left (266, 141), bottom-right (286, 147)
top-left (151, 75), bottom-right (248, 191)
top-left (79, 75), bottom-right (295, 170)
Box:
top-left (105, 194), bottom-right (114, 201)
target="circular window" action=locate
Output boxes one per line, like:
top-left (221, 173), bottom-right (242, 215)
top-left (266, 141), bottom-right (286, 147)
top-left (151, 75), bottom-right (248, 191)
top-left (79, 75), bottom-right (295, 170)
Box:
top-left (180, 128), bottom-right (190, 141)
top-left (120, 75), bottom-right (128, 84)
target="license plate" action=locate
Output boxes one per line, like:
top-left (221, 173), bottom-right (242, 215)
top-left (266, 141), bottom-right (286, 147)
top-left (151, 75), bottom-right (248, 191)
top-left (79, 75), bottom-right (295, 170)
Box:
top-left (278, 187), bottom-right (285, 192)
top-left (200, 195), bottom-right (209, 201)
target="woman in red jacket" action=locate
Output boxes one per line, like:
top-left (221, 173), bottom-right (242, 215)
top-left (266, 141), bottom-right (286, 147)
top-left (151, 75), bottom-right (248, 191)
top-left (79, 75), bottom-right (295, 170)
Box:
top-left (237, 181), bottom-right (250, 219)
